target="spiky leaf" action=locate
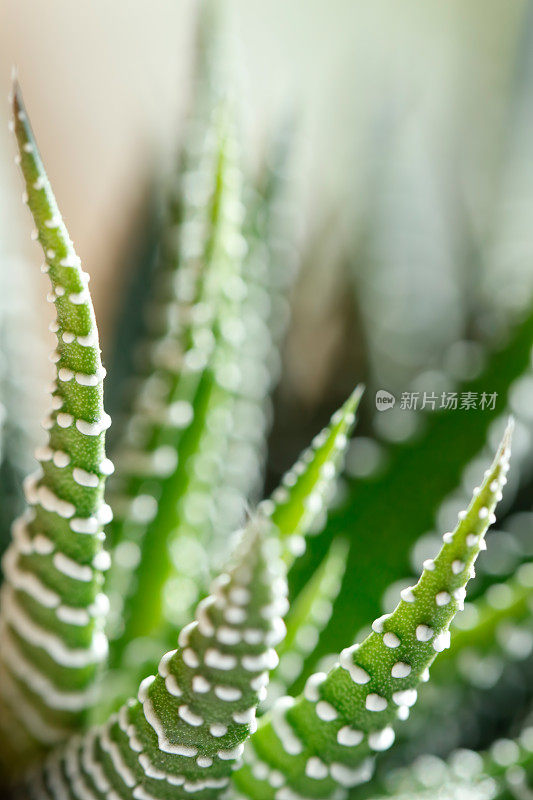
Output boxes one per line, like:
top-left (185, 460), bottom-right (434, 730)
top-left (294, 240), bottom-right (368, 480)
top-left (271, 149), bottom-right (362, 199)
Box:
top-left (22, 516), bottom-right (287, 800)
top-left (295, 305), bottom-right (533, 674)
top-left (260, 386), bottom-right (363, 564)
top-left (0, 84), bottom-right (112, 775)
top-left (232, 423), bottom-right (512, 799)
top-left (106, 102), bottom-right (246, 662)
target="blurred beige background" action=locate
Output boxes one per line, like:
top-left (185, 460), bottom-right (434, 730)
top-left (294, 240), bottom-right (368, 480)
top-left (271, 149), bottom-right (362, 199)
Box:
top-left (0, 1), bottom-right (526, 370)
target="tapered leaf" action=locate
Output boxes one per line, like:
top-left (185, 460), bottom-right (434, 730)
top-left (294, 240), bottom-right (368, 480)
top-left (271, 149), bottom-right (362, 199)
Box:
top-left (106, 10), bottom-right (298, 678)
top-left (389, 559), bottom-right (533, 758)
top-left (427, 562), bottom-right (533, 695)
top-left (106, 102), bottom-right (246, 661)
top-left (218, 123), bottom-right (297, 517)
top-left (232, 423), bottom-right (512, 799)
top-left (261, 385), bottom-right (363, 563)
top-left (22, 515), bottom-right (287, 800)
top-left (294, 304), bottom-right (533, 675)
top-left (0, 84), bottom-right (112, 776)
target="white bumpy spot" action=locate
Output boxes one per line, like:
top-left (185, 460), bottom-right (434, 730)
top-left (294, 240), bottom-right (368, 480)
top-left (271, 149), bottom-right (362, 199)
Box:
top-left (233, 707), bottom-right (255, 724)
top-left (99, 458), bottom-right (114, 475)
top-left (435, 591), bottom-right (451, 606)
top-left (241, 650), bottom-right (278, 672)
top-left (315, 701), bottom-right (338, 721)
top-left (400, 587), bottom-right (415, 603)
top-left (214, 685), bottom-right (242, 702)
top-left (205, 648), bottom-right (237, 670)
top-left (178, 705), bottom-right (204, 727)
top-left (305, 757), bottom-right (329, 780)
top-left (70, 516), bottom-right (98, 534)
top-left (383, 632), bottom-right (400, 648)
top-left (368, 726), bottom-right (395, 752)
top-left (392, 689), bottom-right (417, 707)
top-left (432, 630), bottom-right (451, 652)
top-left (337, 726), bottom-right (364, 746)
top-left (57, 606), bottom-right (90, 626)
top-left (330, 758), bottom-right (374, 788)
top-left (304, 672), bottom-right (327, 702)
top-left (35, 446), bottom-right (53, 462)
top-left (416, 624), bottom-right (434, 642)
top-left (178, 621), bottom-right (196, 648)
top-left (365, 694), bottom-right (387, 712)
top-left (371, 614), bottom-right (390, 633)
top-left (76, 414), bottom-right (111, 437)
top-left (58, 368), bottom-right (74, 382)
top-left (209, 723), bottom-right (227, 737)
top-left (97, 504), bottom-right (113, 524)
top-left (183, 649), bottom-right (200, 668)
top-left (192, 675), bottom-right (210, 694)
top-left (69, 290), bottom-right (89, 305)
top-left (271, 697), bottom-right (304, 755)
top-left (53, 451), bottom-right (70, 468)
top-left (73, 468), bottom-right (99, 488)
top-left (53, 553), bottom-right (93, 582)
top-left (217, 744), bottom-right (244, 761)
top-left (37, 486), bottom-right (75, 519)
top-left (75, 373), bottom-right (99, 387)
top-left (93, 551), bottom-right (111, 571)
top-left (391, 662), bottom-right (411, 679)
top-left (339, 647), bottom-right (370, 684)
top-left (77, 332), bottom-right (96, 347)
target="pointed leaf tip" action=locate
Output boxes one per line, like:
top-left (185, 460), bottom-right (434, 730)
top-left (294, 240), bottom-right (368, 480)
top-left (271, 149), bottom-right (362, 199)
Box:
top-left (261, 385), bottom-right (362, 557)
top-left (501, 415), bottom-right (514, 453)
top-left (11, 74), bottom-right (24, 118)
top-left (348, 383), bottom-right (365, 409)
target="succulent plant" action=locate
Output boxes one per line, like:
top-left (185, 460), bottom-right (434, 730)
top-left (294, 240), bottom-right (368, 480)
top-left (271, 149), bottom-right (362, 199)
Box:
top-left (1, 8), bottom-right (533, 800)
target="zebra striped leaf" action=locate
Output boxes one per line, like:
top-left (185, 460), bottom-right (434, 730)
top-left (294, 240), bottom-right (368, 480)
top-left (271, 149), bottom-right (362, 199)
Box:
top-left (232, 422), bottom-right (513, 799)
top-left (0, 83), bottom-right (112, 777)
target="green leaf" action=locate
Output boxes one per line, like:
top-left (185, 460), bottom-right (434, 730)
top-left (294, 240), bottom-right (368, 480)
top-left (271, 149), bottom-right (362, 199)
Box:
top-left (294, 304), bottom-right (533, 675)
top-left (106, 14), bottom-right (297, 678)
top-left (0, 83), bottom-right (112, 776)
top-left (260, 385), bottom-right (364, 563)
top-left (208, 123), bottom-right (298, 538)
top-left (22, 515), bottom-right (287, 800)
top-left (266, 538), bottom-right (348, 708)
top-left (104, 88), bottom-right (227, 643)
top-left (232, 422), bottom-right (512, 799)
top-left (106, 102), bottom-right (246, 662)
top-left (388, 559), bottom-right (533, 757)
